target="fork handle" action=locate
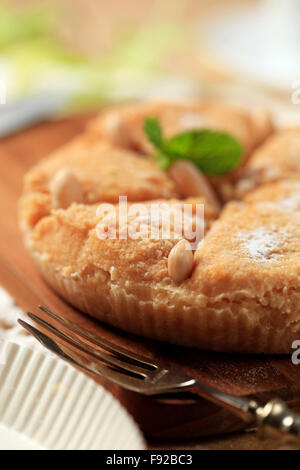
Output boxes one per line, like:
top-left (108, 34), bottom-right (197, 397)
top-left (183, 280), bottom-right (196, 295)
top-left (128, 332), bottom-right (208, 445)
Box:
top-left (251, 399), bottom-right (300, 443)
top-left (191, 381), bottom-right (300, 444)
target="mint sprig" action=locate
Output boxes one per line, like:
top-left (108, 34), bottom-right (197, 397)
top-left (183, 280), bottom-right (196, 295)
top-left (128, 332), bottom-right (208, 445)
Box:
top-left (143, 116), bottom-right (164, 149)
top-left (143, 117), bottom-right (244, 176)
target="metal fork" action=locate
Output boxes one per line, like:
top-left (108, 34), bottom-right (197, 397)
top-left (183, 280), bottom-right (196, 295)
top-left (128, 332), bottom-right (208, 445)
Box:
top-left (18, 306), bottom-right (300, 443)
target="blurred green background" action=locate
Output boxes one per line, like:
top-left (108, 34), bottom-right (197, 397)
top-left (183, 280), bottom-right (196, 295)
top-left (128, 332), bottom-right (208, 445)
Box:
top-left (0, 0), bottom-right (298, 126)
top-left (0, 0), bottom-right (247, 111)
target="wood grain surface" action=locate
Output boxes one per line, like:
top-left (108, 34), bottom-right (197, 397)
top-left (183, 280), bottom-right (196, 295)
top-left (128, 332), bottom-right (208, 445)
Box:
top-left (0, 114), bottom-right (299, 447)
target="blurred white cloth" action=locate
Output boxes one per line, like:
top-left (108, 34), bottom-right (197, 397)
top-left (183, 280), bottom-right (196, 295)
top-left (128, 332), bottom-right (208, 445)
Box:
top-left (204, 0), bottom-right (300, 90)
top-left (0, 286), bottom-right (46, 356)
top-left (0, 286), bottom-right (145, 449)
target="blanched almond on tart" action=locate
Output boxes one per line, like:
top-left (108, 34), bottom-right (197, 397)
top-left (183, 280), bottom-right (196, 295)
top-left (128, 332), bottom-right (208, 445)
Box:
top-left (169, 160), bottom-right (221, 212)
top-left (250, 108), bottom-right (273, 145)
top-left (168, 239), bottom-right (194, 283)
top-left (50, 168), bottom-right (84, 209)
top-left (101, 112), bottom-right (131, 147)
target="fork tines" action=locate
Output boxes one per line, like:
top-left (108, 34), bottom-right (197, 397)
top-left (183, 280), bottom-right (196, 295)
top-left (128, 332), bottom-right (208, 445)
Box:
top-left (18, 305), bottom-right (166, 395)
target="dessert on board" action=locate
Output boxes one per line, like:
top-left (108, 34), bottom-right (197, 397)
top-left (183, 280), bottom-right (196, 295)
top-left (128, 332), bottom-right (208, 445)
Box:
top-left (19, 101), bottom-right (300, 354)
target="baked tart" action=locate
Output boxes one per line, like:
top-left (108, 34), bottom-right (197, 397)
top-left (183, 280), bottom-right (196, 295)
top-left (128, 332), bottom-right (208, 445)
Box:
top-left (19, 101), bottom-right (300, 354)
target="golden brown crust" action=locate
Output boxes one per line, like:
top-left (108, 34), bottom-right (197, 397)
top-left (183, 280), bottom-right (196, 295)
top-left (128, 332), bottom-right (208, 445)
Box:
top-left (20, 134), bottom-right (179, 232)
top-left (231, 129), bottom-right (300, 199)
top-left (23, 198), bottom-right (300, 354)
top-left (244, 180), bottom-right (300, 208)
top-left (88, 101), bottom-right (273, 156)
top-left (23, 135), bottom-right (178, 203)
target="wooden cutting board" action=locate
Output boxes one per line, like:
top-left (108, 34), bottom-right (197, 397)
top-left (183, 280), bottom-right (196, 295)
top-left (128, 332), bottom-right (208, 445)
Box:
top-left (0, 113), bottom-right (299, 442)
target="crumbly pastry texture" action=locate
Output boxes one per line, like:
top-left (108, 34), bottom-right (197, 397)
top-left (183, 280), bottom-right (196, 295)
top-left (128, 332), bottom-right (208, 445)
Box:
top-left (231, 129), bottom-right (300, 199)
top-left (19, 102), bottom-right (300, 354)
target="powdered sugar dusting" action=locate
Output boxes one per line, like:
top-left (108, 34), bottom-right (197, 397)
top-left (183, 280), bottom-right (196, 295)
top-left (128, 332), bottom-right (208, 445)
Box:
top-left (279, 195), bottom-right (300, 211)
top-left (238, 227), bottom-right (283, 262)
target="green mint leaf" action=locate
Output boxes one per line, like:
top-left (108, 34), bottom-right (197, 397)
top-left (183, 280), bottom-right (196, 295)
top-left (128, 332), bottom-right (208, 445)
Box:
top-left (163, 130), bottom-right (243, 175)
top-left (143, 116), bottom-right (244, 175)
top-left (143, 117), bottom-right (164, 150)
top-left (153, 150), bottom-right (172, 170)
